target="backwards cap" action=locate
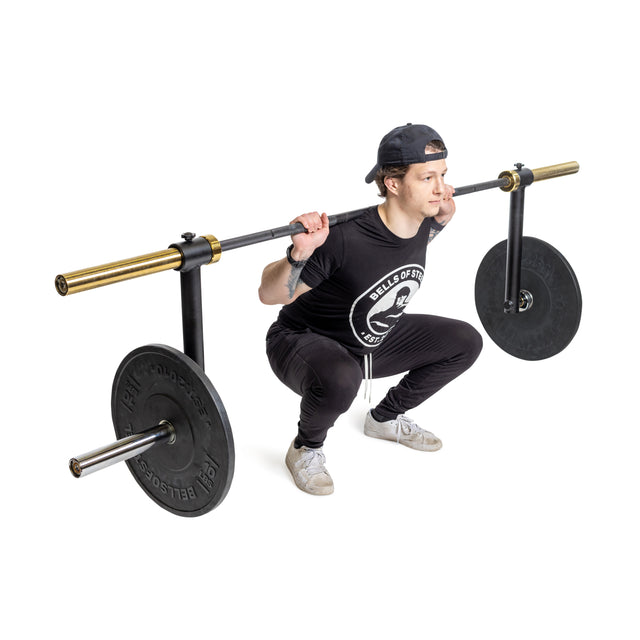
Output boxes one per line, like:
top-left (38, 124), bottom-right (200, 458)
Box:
top-left (365, 123), bottom-right (447, 184)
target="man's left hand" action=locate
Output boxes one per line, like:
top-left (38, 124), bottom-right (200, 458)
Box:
top-left (435, 184), bottom-right (456, 224)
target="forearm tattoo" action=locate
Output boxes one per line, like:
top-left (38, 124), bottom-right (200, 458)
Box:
top-left (428, 222), bottom-right (447, 245)
top-left (286, 263), bottom-right (306, 299)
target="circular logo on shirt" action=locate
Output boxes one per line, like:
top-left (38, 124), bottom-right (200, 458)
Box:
top-left (349, 265), bottom-right (424, 348)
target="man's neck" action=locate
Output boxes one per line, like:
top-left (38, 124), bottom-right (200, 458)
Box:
top-left (377, 201), bottom-right (423, 239)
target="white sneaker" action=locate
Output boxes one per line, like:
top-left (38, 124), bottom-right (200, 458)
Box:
top-left (285, 439), bottom-right (334, 495)
top-left (364, 411), bottom-right (442, 451)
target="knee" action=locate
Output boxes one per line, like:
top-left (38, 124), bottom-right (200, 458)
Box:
top-left (313, 359), bottom-right (362, 412)
top-left (454, 321), bottom-right (483, 364)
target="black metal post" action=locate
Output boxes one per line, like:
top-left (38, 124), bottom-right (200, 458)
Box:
top-left (504, 188), bottom-right (525, 314)
top-left (170, 233), bottom-right (213, 370)
top-left (503, 165), bottom-right (535, 314)
top-left (180, 267), bottom-right (205, 369)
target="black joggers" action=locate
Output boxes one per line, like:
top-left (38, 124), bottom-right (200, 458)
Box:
top-left (266, 314), bottom-right (483, 449)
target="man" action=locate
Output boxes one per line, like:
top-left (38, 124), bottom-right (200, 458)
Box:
top-left (258, 124), bottom-right (483, 495)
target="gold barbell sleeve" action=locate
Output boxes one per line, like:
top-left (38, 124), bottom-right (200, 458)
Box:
top-left (55, 235), bottom-right (221, 296)
top-left (55, 249), bottom-right (182, 296)
top-left (531, 161), bottom-right (580, 183)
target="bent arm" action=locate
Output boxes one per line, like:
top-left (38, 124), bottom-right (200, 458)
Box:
top-left (258, 253), bottom-right (312, 305)
top-left (429, 184), bottom-right (456, 243)
top-left (258, 212), bottom-right (329, 306)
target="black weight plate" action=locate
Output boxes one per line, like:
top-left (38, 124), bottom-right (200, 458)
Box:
top-left (475, 236), bottom-right (582, 360)
top-left (111, 344), bottom-right (234, 516)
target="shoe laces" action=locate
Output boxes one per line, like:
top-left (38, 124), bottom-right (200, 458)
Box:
top-left (394, 415), bottom-right (420, 443)
top-left (299, 447), bottom-right (327, 476)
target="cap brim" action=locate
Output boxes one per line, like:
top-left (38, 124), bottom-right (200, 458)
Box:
top-left (364, 164), bottom-right (379, 184)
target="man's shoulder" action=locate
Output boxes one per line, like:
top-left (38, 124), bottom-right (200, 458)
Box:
top-left (340, 205), bottom-right (379, 234)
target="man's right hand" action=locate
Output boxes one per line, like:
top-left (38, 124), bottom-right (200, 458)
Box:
top-left (290, 211), bottom-right (330, 261)
top-left (258, 211), bottom-right (329, 306)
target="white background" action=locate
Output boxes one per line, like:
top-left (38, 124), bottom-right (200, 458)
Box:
top-left (2, 1), bottom-right (638, 638)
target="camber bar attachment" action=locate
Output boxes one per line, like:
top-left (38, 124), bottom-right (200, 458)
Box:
top-left (55, 161), bottom-right (579, 296)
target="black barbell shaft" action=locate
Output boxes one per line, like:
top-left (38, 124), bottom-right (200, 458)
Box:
top-left (220, 178), bottom-right (512, 252)
top-left (219, 208), bottom-right (368, 252)
top-left (453, 177), bottom-right (510, 197)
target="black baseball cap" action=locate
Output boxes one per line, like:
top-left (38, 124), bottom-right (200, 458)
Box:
top-left (364, 123), bottom-right (448, 184)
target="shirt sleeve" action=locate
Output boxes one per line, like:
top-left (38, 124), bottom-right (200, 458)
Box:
top-left (299, 227), bottom-right (344, 289)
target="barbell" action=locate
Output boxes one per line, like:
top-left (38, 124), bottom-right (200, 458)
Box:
top-left (59, 160), bottom-right (581, 516)
top-left (55, 161), bottom-right (578, 297)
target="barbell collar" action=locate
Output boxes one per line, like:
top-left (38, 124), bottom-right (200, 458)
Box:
top-left (499, 166), bottom-right (534, 192)
top-left (169, 234), bottom-right (216, 272)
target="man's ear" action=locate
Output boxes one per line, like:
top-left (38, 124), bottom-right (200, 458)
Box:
top-left (384, 176), bottom-right (400, 195)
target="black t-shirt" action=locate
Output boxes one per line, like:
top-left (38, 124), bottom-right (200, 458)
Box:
top-left (277, 205), bottom-right (444, 355)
